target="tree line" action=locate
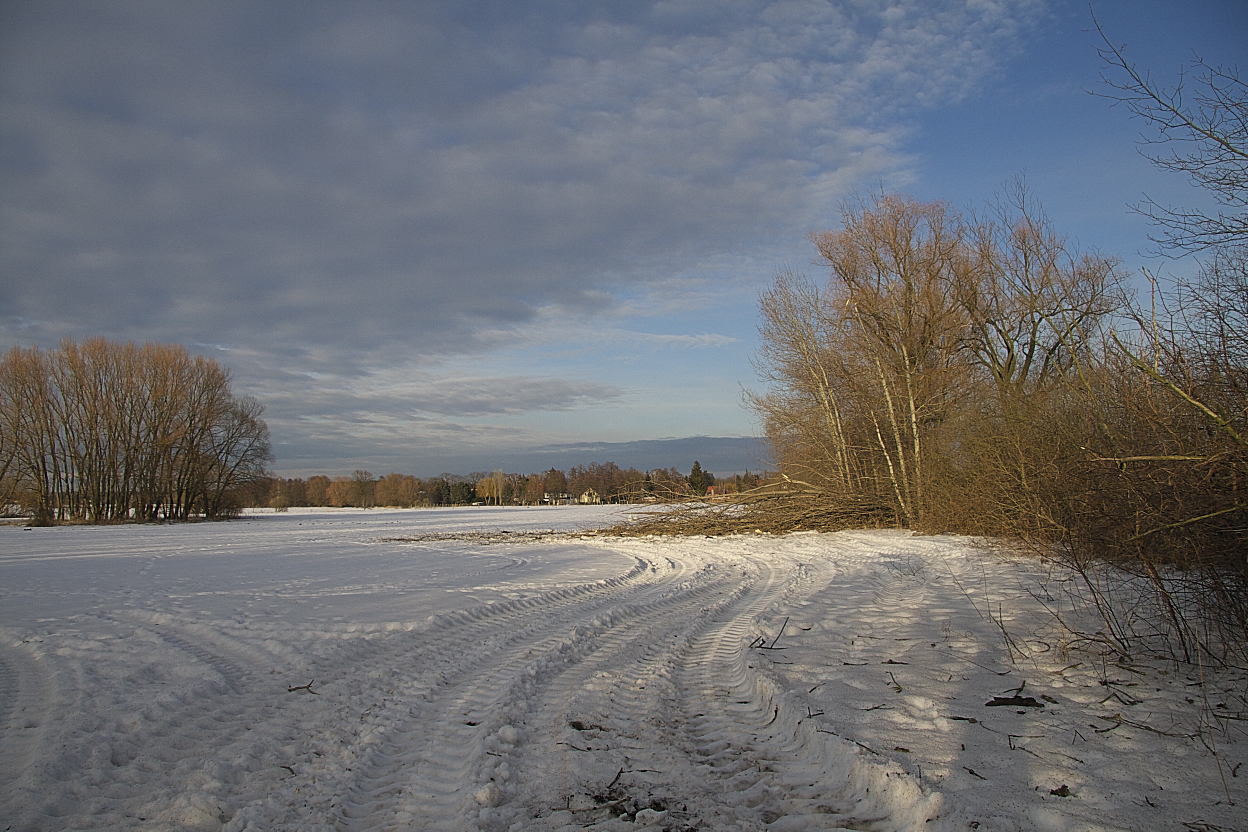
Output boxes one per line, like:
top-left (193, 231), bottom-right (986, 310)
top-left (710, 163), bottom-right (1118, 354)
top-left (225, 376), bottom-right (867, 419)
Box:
top-left (259, 462), bottom-right (763, 509)
top-left (0, 338), bottom-right (272, 523)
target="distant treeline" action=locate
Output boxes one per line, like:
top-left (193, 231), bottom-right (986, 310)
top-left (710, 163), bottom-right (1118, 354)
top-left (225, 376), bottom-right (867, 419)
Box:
top-left (0, 338), bottom-right (767, 522)
top-left (256, 462), bottom-right (765, 509)
top-left (1, 339), bottom-right (272, 523)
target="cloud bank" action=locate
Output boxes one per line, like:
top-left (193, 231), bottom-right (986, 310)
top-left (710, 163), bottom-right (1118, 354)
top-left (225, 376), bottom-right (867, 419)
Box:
top-left (1, 1), bottom-right (1041, 473)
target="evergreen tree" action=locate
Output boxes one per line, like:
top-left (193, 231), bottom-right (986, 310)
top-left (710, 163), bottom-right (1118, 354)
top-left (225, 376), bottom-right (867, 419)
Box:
top-left (687, 461), bottom-right (709, 496)
top-left (449, 481), bottom-right (475, 504)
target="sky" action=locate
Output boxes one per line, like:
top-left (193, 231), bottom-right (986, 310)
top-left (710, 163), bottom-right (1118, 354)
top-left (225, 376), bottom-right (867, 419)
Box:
top-left (2, 1), bottom-right (1246, 479)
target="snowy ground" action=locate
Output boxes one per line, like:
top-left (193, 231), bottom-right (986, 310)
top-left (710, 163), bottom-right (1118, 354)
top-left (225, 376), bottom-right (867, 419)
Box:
top-left (1, 506), bottom-right (1244, 831)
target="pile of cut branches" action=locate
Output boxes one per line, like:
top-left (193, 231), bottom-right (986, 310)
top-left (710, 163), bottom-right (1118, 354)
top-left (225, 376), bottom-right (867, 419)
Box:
top-left (604, 484), bottom-right (896, 537)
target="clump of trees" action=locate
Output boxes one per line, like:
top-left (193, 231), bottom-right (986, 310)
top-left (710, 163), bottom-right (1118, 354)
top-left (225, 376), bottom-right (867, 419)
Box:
top-left (376, 472), bottom-right (423, 507)
top-left (749, 187), bottom-right (1123, 534)
top-left (0, 338), bottom-right (272, 523)
top-left (567, 462), bottom-right (711, 502)
top-left (732, 34), bottom-right (1248, 663)
top-left (742, 186), bottom-right (1247, 663)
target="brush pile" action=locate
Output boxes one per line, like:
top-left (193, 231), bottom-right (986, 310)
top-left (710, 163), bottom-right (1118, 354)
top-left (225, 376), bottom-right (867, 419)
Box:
top-left (606, 485), bottom-right (896, 537)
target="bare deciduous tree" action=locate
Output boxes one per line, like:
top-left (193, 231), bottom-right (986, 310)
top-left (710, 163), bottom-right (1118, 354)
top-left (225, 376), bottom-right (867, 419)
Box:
top-left (0, 339), bottom-right (272, 522)
top-left (304, 475), bottom-right (329, 506)
top-left (476, 472), bottom-right (500, 506)
top-left (961, 183), bottom-right (1123, 403)
top-left (751, 195), bottom-right (972, 526)
top-left (376, 472), bottom-right (422, 507)
top-left (751, 191), bottom-right (1127, 533)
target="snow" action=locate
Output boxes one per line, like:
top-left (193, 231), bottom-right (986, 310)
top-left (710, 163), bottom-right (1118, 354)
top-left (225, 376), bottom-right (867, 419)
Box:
top-left (1, 507), bottom-right (1244, 831)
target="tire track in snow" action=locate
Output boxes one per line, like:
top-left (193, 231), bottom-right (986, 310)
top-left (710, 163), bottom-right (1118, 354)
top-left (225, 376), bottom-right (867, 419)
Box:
top-left (388, 541), bottom-right (864, 829)
top-left (33, 616), bottom-right (299, 829)
top-left (470, 542), bottom-right (893, 830)
top-left (357, 538), bottom-right (921, 831)
top-left (868, 554), bottom-right (932, 618)
top-left (676, 554), bottom-right (831, 827)
top-left (225, 555), bottom-right (679, 829)
top-left (0, 648), bottom-right (17, 735)
top-left (334, 624), bottom-right (598, 830)
top-left (672, 550), bottom-right (943, 831)
top-left (0, 638), bottom-right (50, 788)
top-left (5, 529), bottom-right (946, 831)
top-left (483, 557), bottom-right (748, 805)
top-left (331, 557), bottom-right (715, 830)
top-left (148, 628), bottom-right (253, 695)
top-left (496, 555), bottom-right (763, 829)
top-left (302, 555), bottom-right (655, 683)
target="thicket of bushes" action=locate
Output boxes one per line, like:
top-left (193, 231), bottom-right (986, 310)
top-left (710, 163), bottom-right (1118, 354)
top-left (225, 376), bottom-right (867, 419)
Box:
top-left (0, 338), bottom-right (272, 522)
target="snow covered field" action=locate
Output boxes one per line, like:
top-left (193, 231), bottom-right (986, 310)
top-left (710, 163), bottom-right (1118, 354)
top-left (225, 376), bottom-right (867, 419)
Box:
top-left (1, 507), bottom-right (1244, 831)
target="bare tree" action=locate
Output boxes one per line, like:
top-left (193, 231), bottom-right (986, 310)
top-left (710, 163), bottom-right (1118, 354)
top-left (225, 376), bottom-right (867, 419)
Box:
top-left (523, 474), bottom-right (543, 505)
top-left (0, 347), bottom-right (60, 522)
top-left (960, 183), bottom-right (1123, 403)
top-left (748, 269), bottom-right (857, 492)
top-left (199, 397), bottom-right (273, 518)
top-left (750, 191), bottom-right (1132, 534)
top-left (489, 470), bottom-right (505, 505)
top-left (0, 355), bottom-right (17, 510)
top-left (347, 470), bottom-right (375, 509)
top-left (306, 475), bottom-right (331, 506)
top-left (808, 195), bottom-right (970, 525)
top-left (326, 477), bottom-right (352, 507)
top-left (542, 468), bottom-right (567, 501)
top-left (476, 474), bottom-right (499, 506)
top-left (1082, 21), bottom-right (1248, 659)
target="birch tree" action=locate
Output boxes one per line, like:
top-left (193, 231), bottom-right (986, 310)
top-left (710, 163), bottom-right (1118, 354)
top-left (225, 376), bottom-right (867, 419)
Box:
top-left (809, 195), bottom-right (969, 525)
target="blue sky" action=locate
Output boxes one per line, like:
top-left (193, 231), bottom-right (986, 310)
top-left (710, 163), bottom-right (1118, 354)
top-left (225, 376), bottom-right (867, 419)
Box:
top-left (2, 1), bottom-right (1245, 478)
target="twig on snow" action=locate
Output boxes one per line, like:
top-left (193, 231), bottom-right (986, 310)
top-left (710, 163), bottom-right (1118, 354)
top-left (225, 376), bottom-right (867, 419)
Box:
top-left (769, 617), bottom-right (789, 649)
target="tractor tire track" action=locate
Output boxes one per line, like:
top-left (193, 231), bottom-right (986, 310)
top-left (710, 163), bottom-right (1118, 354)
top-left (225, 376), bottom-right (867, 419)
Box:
top-left (234, 553), bottom-right (699, 829)
top-left (2, 526), bottom-right (947, 832)
top-left (0, 636), bottom-right (51, 790)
